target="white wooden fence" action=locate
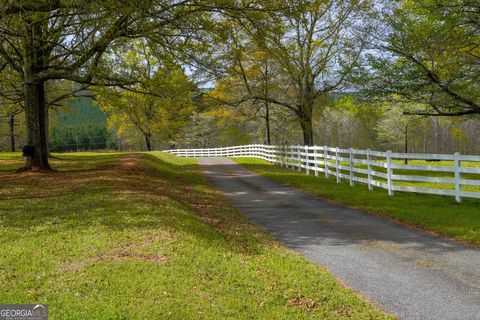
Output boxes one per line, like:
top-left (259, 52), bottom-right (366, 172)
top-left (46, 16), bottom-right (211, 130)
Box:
top-left (164, 144), bottom-right (480, 203)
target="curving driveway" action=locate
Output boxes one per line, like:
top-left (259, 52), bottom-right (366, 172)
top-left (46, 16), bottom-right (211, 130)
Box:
top-left (199, 157), bottom-right (480, 320)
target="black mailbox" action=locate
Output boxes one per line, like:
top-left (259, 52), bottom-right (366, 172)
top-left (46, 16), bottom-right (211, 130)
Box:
top-left (22, 145), bottom-right (35, 157)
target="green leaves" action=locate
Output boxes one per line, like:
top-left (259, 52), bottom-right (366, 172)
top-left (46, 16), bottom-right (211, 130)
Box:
top-left (97, 47), bottom-right (194, 150)
top-left (368, 0), bottom-right (480, 116)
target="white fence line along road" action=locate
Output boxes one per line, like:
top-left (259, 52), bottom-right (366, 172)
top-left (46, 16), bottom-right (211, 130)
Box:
top-left (164, 144), bottom-right (480, 203)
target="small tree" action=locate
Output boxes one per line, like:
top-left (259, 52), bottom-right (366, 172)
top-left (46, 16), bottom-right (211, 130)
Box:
top-left (376, 104), bottom-right (421, 164)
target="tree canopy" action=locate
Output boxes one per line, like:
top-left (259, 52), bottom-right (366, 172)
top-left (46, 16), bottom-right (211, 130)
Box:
top-left (1, 0), bottom-right (480, 168)
top-left (365, 0), bottom-right (480, 116)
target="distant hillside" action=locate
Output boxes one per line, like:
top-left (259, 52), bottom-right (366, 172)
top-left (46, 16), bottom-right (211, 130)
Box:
top-left (55, 96), bottom-right (107, 128)
top-left (50, 97), bottom-right (114, 151)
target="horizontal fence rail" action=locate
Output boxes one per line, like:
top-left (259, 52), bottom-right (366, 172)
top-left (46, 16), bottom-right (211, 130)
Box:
top-left (164, 145), bottom-right (480, 203)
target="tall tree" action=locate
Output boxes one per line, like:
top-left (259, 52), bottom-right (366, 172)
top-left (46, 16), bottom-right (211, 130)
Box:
top-left (222, 0), bottom-right (370, 145)
top-left (0, 1), bottom-right (261, 169)
top-left (209, 49), bottom-right (280, 145)
top-left (0, 105), bottom-right (23, 152)
top-left (0, 1), bottom-right (153, 169)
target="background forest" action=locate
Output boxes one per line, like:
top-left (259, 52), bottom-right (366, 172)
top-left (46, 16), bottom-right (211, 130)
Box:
top-left (2, 92), bottom-right (478, 154)
top-left (1, 0), bottom-right (479, 157)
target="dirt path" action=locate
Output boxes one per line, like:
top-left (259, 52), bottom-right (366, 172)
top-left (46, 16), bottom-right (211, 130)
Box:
top-left (200, 157), bottom-right (480, 320)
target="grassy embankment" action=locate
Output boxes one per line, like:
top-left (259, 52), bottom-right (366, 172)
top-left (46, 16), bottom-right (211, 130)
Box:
top-left (0, 152), bottom-right (391, 319)
top-left (234, 158), bottom-right (480, 245)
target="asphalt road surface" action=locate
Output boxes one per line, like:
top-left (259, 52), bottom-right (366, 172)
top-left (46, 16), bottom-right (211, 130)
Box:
top-left (199, 157), bottom-right (480, 320)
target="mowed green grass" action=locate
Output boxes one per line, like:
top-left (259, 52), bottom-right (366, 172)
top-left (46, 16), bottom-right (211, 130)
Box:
top-left (233, 158), bottom-right (480, 245)
top-left (0, 152), bottom-right (391, 319)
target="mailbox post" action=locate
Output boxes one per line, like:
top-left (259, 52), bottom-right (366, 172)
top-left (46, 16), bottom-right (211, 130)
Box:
top-left (22, 145), bottom-right (35, 169)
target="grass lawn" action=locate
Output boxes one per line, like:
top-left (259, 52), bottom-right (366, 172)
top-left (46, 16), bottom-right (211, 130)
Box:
top-left (233, 158), bottom-right (480, 246)
top-left (0, 152), bottom-right (391, 319)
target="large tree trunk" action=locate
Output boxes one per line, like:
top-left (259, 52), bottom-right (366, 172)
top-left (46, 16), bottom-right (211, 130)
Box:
top-left (299, 82), bottom-right (315, 146)
top-left (144, 133), bottom-right (152, 151)
top-left (298, 102), bottom-right (314, 146)
top-left (23, 19), bottom-right (51, 170)
top-left (24, 80), bottom-right (50, 170)
top-left (9, 113), bottom-right (15, 152)
top-left (300, 118), bottom-right (314, 146)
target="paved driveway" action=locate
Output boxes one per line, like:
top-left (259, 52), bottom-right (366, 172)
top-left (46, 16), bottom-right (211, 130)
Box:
top-left (199, 157), bottom-right (480, 320)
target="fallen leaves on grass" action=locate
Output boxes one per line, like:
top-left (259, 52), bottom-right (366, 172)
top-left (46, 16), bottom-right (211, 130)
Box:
top-left (288, 296), bottom-right (318, 311)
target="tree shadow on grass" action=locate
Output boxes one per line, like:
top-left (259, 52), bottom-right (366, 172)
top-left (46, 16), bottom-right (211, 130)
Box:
top-left (0, 153), bottom-right (268, 256)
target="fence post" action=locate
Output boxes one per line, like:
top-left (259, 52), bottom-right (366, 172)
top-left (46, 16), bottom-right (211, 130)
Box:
top-left (386, 150), bottom-right (394, 196)
top-left (305, 145), bottom-right (310, 175)
top-left (313, 146), bottom-right (318, 176)
top-left (349, 148), bottom-right (355, 187)
top-left (285, 145), bottom-right (289, 167)
top-left (335, 147), bottom-right (340, 183)
top-left (324, 146), bottom-right (329, 178)
top-left (276, 145), bottom-right (281, 165)
top-left (290, 146), bottom-right (294, 168)
top-left (367, 148), bottom-right (373, 191)
top-left (297, 146), bottom-right (302, 171)
top-left (454, 152), bottom-right (462, 203)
